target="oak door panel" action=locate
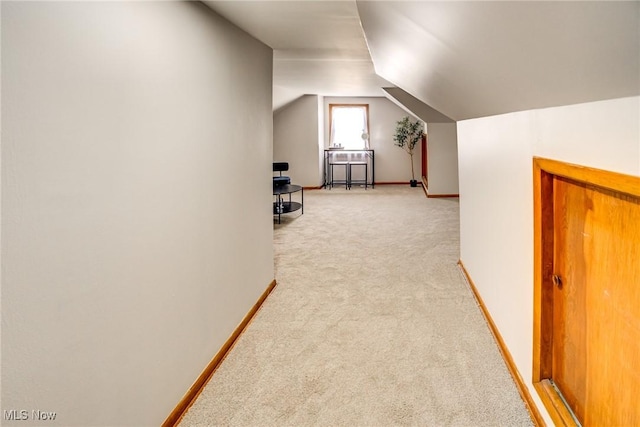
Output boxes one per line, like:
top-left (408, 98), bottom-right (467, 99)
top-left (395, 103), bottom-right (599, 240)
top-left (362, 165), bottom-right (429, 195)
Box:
top-left (553, 177), bottom-right (588, 421)
top-left (552, 176), bottom-right (640, 426)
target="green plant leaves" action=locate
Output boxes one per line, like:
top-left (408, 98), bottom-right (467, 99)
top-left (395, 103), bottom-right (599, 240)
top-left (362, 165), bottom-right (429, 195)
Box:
top-left (393, 116), bottom-right (424, 153)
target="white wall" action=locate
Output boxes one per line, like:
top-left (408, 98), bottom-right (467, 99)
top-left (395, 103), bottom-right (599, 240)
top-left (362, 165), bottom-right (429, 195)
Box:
top-left (426, 123), bottom-right (459, 195)
top-left (317, 95), bottom-right (326, 185)
top-left (1, 2), bottom-right (274, 426)
top-left (379, 92), bottom-right (460, 194)
top-left (324, 97), bottom-right (421, 183)
top-left (273, 95), bottom-right (322, 187)
top-left (457, 96), bottom-right (640, 425)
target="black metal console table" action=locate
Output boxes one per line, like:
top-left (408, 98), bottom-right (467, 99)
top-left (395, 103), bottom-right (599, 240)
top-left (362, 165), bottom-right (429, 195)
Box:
top-left (273, 184), bottom-right (303, 224)
top-left (323, 149), bottom-right (374, 189)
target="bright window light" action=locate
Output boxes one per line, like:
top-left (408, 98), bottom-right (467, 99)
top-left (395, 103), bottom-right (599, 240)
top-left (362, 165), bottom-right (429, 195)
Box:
top-left (330, 104), bottom-right (369, 149)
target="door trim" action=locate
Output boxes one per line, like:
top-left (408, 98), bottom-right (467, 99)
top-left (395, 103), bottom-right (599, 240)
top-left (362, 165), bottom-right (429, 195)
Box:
top-left (532, 157), bottom-right (640, 426)
top-left (421, 133), bottom-right (428, 182)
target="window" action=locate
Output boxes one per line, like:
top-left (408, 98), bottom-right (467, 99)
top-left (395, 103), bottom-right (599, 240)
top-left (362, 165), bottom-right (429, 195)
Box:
top-left (329, 104), bottom-right (369, 149)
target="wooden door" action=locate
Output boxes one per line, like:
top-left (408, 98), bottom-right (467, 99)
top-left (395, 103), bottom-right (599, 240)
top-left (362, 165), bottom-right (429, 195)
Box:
top-left (533, 158), bottom-right (640, 426)
top-left (552, 176), bottom-right (587, 421)
top-left (421, 133), bottom-right (428, 183)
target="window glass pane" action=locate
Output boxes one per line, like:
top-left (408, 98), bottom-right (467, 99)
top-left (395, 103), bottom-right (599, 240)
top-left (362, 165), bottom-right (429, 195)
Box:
top-left (330, 105), bottom-right (368, 149)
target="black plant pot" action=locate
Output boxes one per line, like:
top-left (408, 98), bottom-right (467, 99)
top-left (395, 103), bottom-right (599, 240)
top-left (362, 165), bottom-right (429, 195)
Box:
top-left (410, 179), bottom-right (418, 187)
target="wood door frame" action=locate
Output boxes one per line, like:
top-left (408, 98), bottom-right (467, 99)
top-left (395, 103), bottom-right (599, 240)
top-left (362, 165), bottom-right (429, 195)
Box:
top-left (532, 157), bottom-right (640, 426)
top-left (421, 133), bottom-right (428, 181)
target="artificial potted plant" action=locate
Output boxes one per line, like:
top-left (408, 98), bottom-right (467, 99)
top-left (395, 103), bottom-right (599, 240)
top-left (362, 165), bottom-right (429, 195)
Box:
top-left (393, 116), bottom-right (424, 187)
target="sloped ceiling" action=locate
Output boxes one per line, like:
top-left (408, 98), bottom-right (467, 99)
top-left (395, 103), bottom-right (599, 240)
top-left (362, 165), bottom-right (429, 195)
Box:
top-left (358, 1), bottom-right (640, 121)
top-left (203, 1), bottom-right (393, 111)
top-left (383, 87), bottom-right (453, 123)
top-left (203, 1), bottom-right (639, 121)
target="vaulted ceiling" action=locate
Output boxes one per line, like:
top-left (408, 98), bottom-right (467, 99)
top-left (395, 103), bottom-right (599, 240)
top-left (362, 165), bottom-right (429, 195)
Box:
top-left (204, 1), bottom-right (639, 121)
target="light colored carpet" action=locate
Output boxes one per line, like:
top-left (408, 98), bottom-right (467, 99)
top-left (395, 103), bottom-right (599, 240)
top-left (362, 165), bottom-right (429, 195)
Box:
top-left (179, 185), bottom-right (533, 426)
